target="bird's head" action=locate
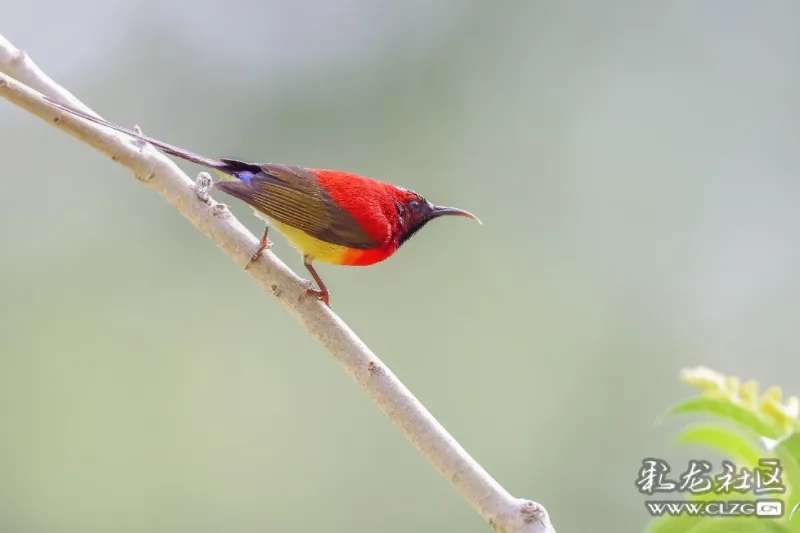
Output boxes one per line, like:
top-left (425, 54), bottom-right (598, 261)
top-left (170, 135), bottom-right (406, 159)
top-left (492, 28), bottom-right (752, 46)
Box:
top-left (391, 187), bottom-right (481, 245)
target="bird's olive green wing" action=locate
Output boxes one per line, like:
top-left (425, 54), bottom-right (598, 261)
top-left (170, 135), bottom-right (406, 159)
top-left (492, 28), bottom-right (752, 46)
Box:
top-left (214, 162), bottom-right (379, 250)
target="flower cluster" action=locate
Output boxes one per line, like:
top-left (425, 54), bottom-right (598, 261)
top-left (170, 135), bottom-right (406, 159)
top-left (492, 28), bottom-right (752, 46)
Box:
top-left (680, 366), bottom-right (799, 433)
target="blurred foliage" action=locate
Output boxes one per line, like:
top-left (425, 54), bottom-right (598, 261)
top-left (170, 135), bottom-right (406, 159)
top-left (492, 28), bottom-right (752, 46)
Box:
top-left (646, 368), bottom-right (800, 532)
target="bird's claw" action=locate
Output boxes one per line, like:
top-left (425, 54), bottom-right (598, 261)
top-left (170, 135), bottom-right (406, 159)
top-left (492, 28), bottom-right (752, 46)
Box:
top-left (304, 284), bottom-right (331, 308)
top-left (244, 239), bottom-right (273, 269)
top-left (251, 240), bottom-right (273, 261)
top-left (301, 259), bottom-right (331, 307)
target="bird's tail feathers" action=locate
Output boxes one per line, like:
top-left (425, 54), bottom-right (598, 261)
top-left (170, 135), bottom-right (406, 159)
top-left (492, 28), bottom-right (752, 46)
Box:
top-left (43, 96), bottom-right (225, 170)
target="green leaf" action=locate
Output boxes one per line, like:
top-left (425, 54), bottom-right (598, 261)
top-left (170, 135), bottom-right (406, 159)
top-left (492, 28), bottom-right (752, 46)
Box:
top-left (674, 423), bottom-right (765, 466)
top-left (645, 515), bottom-right (793, 533)
top-left (772, 432), bottom-right (800, 518)
top-left (775, 433), bottom-right (800, 465)
top-left (674, 423), bottom-right (767, 503)
top-left (644, 515), bottom-right (706, 533)
top-left (689, 517), bottom-right (792, 533)
top-left (665, 397), bottom-right (782, 439)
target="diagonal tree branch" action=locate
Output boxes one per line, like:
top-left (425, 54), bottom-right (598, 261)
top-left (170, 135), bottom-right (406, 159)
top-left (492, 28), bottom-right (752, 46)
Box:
top-left (0, 33), bottom-right (554, 533)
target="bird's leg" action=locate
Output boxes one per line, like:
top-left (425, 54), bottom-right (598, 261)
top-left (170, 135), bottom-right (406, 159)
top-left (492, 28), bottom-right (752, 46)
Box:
top-left (303, 257), bottom-right (330, 307)
top-left (245, 225), bottom-right (273, 268)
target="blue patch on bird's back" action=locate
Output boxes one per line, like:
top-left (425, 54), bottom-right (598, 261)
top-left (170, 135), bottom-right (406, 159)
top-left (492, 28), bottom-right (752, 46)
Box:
top-left (237, 171), bottom-right (255, 182)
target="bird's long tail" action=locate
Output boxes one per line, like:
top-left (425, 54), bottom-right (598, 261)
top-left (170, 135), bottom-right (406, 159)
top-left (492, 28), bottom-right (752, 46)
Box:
top-left (43, 96), bottom-right (226, 170)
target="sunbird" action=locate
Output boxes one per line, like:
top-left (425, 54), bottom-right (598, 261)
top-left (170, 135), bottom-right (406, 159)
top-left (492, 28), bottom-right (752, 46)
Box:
top-left (45, 98), bottom-right (481, 306)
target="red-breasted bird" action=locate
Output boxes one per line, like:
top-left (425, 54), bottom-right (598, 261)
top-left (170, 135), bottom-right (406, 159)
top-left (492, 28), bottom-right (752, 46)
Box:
top-left (44, 98), bottom-right (481, 306)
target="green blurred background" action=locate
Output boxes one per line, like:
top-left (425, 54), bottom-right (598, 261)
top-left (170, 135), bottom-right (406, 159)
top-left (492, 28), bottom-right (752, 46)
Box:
top-left (2, 1), bottom-right (800, 531)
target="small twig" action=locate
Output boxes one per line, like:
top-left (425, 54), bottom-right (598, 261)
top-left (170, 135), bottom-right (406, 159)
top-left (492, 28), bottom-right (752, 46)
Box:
top-left (0, 33), bottom-right (554, 533)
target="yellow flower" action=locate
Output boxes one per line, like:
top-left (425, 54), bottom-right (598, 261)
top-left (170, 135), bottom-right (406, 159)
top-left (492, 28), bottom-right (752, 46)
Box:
top-left (725, 376), bottom-right (741, 397)
top-left (761, 386), bottom-right (783, 406)
top-left (760, 387), bottom-right (799, 431)
top-left (680, 367), bottom-right (798, 434)
top-left (740, 380), bottom-right (760, 408)
top-left (680, 366), bottom-right (728, 396)
top-left (785, 396), bottom-right (800, 419)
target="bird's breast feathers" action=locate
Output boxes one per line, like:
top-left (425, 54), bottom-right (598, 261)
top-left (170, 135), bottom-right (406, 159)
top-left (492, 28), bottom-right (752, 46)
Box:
top-left (263, 215), bottom-right (395, 266)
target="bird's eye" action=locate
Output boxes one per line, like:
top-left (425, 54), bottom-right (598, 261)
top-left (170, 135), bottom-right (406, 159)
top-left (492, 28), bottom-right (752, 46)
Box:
top-left (408, 200), bottom-right (421, 211)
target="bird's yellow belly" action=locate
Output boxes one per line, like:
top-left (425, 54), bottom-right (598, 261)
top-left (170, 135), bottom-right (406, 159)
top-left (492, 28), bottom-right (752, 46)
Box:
top-left (263, 216), bottom-right (352, 265)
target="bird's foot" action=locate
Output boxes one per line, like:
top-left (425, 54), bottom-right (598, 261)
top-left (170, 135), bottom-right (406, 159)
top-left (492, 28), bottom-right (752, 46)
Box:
top-left (244, 239), bottom-right (273, 269)
top-left (304, 284), bottom-right (331, 308)
top-left (244, 226), bottom-right (273, 269)
top-left (301, 258), bottom-right (330, 307)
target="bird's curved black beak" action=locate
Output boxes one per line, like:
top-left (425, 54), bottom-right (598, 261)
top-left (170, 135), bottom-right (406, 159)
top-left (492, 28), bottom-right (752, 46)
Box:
top-left (429, 205), bottom-right (482, 225)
